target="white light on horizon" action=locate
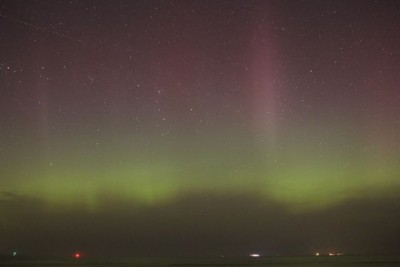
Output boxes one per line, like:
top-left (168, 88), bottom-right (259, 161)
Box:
top-left (250, 253), bottom-right (260, 257)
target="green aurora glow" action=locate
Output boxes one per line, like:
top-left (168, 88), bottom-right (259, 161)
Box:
top-left (3, 120), bottom-right (399, 212)
top-left (1, 0), bottom-right (400, 256)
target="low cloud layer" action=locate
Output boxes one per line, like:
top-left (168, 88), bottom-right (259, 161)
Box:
top-left (1, 191), bottom-right (399, 257)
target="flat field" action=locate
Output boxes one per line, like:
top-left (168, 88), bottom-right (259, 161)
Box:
top-left (1, 256), bottom-right (400, 267)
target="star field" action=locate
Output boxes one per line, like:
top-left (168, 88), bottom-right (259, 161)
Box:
top-left (1, 0), bottom-right (400, 257)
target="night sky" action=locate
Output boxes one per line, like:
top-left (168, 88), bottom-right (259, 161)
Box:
top-left (1, 0), bottom-right (400, 258)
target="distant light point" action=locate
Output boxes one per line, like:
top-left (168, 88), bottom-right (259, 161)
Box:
top-left (250, 253), bottom-right (260, 257)
top-left (315, 252), bottom-right (319, 256)
top-left (74, 252), bottom-right (81, 259)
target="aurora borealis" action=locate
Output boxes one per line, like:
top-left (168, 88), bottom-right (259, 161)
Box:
top-left (1, 0), bottom-right (400, 258)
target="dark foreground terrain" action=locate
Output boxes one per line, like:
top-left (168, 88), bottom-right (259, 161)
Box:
top-left (1, 256), bottom-right (400, 267)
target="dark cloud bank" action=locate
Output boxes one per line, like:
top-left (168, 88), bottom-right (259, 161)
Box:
top-left (1, 191), bottom-right (399, 257)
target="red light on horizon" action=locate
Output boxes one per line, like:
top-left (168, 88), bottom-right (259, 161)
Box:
top-left (74, 253), bottom-right (81, 259)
